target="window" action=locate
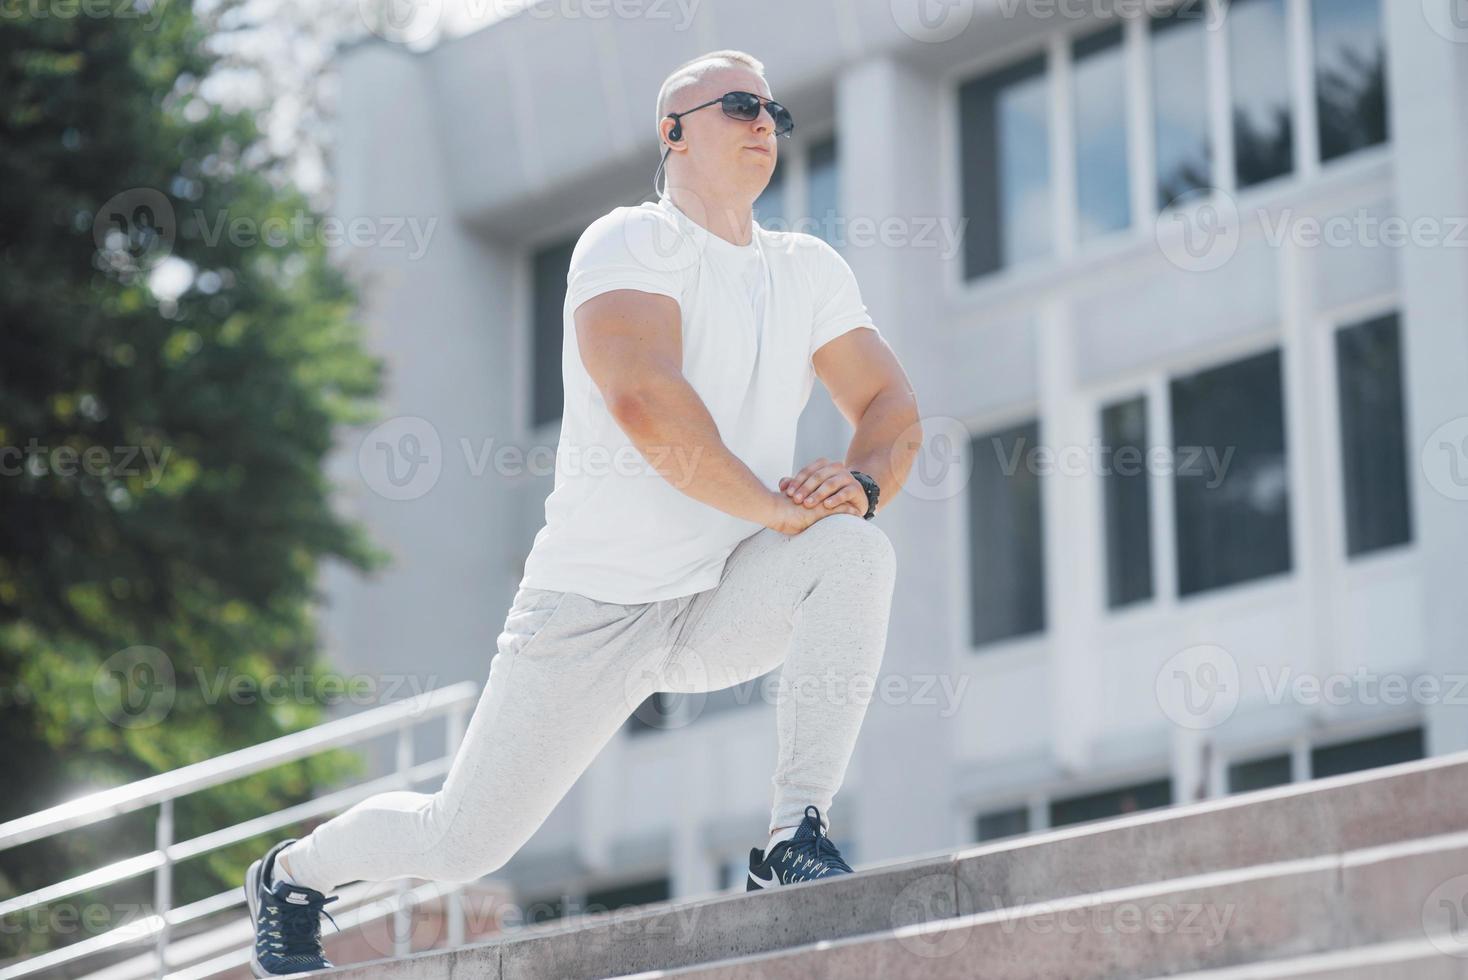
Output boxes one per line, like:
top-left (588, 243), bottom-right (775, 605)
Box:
top-left (1151, 3), bottom-right (1212, 208)
top-left (585, 877), bottom-right (671, 914)
top-left (626, 692), bottom-right (679, 735)
top-left (967, 421), bottom-right (1046, 646)
top-left (1229, 0), bottom-right (1294, 188)
top-left (531, 238), bottom-right (577, 428)
top-left (1171, 349), bottom-right (1293, 596)
top-left (1310, 727), bottom-right (1424, 779)
top-left (696, 670), bottom-right (775, 719)
top-left (1073, 26), bottom-right (1130, 239)
top-left (1335, 313), bottom-right (1412, 556)
top-left (806, 136), bottom-right (838, 246)
top-left (1101, 396), bottom-right (1154, 609)
top-left (754, 158), bottom-right (787, 230)
top-left (1228, 753), bottom-right (1292, 793)
top-left (1313, 0), bottom-right (1389, 162)
top-left (976, 807), bottom-right (1030, 842)
top-left (1050, 778), bottom-right (1172, 828)
top-left (959, 55), bottom-right (1052, 279)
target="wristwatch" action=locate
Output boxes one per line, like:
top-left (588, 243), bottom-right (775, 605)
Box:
top-left (849, 470), bottom-right (880, 520)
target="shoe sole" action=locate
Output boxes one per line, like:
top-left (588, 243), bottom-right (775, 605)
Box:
top-left (244, 858), bottom-right (269, 978)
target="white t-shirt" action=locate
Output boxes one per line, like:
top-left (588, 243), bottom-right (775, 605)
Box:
top-left (518, 193), bottom-right (880, 604)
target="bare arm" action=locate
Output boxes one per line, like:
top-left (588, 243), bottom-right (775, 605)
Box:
top-left (574, 288), bottom-right (785, 528)
top-left (782, 327), bottom-right (921, 517)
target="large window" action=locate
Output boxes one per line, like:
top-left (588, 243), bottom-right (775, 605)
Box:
top-left (967, 421), bottom-right (1047, 646)
top-left (1101, 396), bottom-right (1154, 608)
top-left (806, 136), bottom-right (838, 246)
top-left (754, 157), bottom-right (787, 229)
top-left (1228, 753), bottom-right (1293, 793)
top-left (959, 56), bottom-right (1052, 279)
top-left (1152, 4), bottom-right (1212, 208)
top-left (1313, 0), bottom-right (1389, 162)
top-left (1311, 727), bottom-right (1424, 779)
top-left (1335, 313), bottom-right (1412, 556)
top-left (1229, 0), bottom-right (1294, 188)
top-left (976, 807), bottom-right (1030, 842)
top-left (1171, 349), bottom-right (1293, 596)
top-left (1050, 778), bottom-right (1172, 828)
top-left (530, 237), bottom-right (576, 428)
top-left (1073, 25), bottom-right (1131, 239)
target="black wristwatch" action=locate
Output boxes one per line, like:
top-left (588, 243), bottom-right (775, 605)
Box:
top-left (849, 470), bottom-right (880, 520)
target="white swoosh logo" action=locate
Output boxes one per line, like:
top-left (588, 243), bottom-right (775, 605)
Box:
top-left (748, 866), bottom-right (774, 887)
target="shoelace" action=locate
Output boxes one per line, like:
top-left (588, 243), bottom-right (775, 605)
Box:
top-left (782, 818), bottom-right (853, 877)
top-left (267, 892), bottom-right (340, 958)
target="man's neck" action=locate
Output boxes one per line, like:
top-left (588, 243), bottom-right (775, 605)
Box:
top-left (666, 186), bottom-right (756, 247)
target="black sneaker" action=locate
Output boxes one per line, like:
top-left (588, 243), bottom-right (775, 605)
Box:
top-left (244, 839), bottom-right (340, 976)
top-left (746, 805), bottom-right (854, 890)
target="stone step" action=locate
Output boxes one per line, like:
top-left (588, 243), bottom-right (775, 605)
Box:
top-left (615, 830), bottom-right (1468, 980)
top-left (318, 751), bottom-right (1468, 980)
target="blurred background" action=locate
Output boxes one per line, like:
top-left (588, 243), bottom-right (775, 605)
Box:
top-left (3, 0), bottom-right (1468, 976)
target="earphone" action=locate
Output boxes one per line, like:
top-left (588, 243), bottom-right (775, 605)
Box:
top-left (653, 114), bottom-right (682, 196)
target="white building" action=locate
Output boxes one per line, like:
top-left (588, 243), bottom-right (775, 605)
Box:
top-left (322, 0), bottom-right (1468, 917)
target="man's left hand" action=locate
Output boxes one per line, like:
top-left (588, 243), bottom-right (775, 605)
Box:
top-left (779, 457), bottom-right (868, 516)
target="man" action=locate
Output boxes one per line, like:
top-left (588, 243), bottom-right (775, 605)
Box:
top-left (244, 48), bottom-right (920, 976)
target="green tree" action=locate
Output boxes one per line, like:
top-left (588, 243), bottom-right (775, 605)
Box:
top-left (0, 0), bottom-right (387, 961)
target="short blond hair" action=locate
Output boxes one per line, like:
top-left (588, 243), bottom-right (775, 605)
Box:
top-left (655, 50), bottom-right (766, 134)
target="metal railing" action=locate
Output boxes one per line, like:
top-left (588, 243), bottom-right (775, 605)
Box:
top-left (0, 680), bottom-right (480, 979)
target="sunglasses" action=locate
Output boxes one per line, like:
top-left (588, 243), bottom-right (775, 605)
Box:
top-left (667, 90), bottom-right (794, 138)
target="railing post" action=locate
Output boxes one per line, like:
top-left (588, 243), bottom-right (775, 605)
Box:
top-left (445, 701), bottom-right (468, 948)
top-left (153, 798), bottom-right (173, 978)
top-left (393, 726), bottom-right (413, 957)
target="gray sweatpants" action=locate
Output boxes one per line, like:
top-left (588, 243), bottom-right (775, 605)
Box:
top-left (283, 514), bottom-right (896, 892)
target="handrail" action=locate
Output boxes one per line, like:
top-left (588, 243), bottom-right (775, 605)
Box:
top-left (0, 680), bottom-right (480, 979)
top-left (0, 680), bottom-right (479, 850)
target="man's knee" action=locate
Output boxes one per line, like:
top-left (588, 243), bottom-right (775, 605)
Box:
top-left (809, 514), bottom-right (896, 580)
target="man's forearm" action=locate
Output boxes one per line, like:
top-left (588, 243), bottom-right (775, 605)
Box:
top-left (845, 385), bottom-right (921, 517)
top-left (609, 376), bottom-right (776, 527)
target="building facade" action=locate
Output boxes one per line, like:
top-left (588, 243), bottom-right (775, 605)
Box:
top-left (325, 0), bottom-right (1468, 916)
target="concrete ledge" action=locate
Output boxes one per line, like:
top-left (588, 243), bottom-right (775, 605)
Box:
top-left (318, 752), bottom-right (1468, 980)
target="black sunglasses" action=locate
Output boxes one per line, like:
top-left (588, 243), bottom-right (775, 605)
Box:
top-left (667, 90), bottom-right (794, 138)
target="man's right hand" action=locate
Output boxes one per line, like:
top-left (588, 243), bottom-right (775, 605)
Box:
top-left (764, 489), bottom-right (866, 535)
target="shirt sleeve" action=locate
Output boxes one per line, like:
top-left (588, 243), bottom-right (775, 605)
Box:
top-left (565, 206), bottom-right (692, 314)
top-left (807, 237), bottom-right (880, 362)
